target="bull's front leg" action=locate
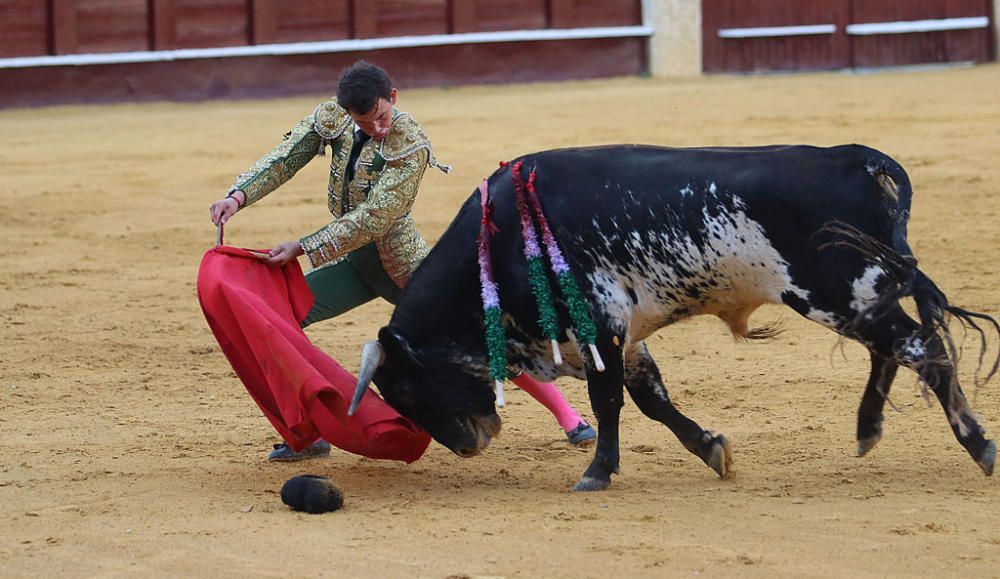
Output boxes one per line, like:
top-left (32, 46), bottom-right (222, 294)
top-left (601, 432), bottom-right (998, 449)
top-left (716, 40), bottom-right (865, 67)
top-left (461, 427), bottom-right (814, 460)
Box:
top-left (623, 342), bottom-right (732, 478)
top-left (573, 348), bottom-right (624, 492)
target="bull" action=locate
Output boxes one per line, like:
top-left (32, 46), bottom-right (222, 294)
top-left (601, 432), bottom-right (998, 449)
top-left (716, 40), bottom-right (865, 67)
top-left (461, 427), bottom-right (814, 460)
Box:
top-left (349, 144), bottom-right (998, 491)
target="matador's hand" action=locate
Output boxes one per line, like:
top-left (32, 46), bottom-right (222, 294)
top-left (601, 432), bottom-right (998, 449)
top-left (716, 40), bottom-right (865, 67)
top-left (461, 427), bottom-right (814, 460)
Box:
top-left (210, 190), bottom-right (246, 225)
top-left (262, 240), bottom-right (305, 266)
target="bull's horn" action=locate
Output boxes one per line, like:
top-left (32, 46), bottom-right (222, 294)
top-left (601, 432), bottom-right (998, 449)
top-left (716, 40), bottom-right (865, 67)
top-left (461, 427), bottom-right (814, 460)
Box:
top-left (348, 340), bottom-right (385, 416)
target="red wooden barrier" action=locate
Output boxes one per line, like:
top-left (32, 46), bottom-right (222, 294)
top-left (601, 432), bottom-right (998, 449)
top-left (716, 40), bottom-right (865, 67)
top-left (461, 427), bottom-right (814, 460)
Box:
top-left (702, 0), bottom-right (994, 73)
top-left (850, 0), bottom-right (994, 67)
top-left (702, 0), bottom-right (850, 72)
top-left (0, 0), bottom-right (48, 57)
top-left (0, 0), bottom-right (645, 107)
top-left (271, 1), bottom-right (351, 43)
top-left (2, 0), bottom-right (644, 58)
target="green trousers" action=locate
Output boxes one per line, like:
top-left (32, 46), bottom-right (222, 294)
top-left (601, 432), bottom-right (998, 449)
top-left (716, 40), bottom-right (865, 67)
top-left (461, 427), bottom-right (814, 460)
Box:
top-left (301, 243), bottom-right (402, 328)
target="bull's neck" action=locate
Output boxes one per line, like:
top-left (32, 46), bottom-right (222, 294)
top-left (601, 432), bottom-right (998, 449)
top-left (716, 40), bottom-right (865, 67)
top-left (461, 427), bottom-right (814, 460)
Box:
top-left (391, 218), bottom-right (484, 349)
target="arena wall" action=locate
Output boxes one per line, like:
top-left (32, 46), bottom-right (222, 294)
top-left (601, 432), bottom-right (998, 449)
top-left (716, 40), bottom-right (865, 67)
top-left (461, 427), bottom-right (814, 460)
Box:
top-left (0, 1), bottom-right (996, 107)
top-left (0, 0), bottom-right (648, 108)
top-left (695, 0), bottom-right (996, 74)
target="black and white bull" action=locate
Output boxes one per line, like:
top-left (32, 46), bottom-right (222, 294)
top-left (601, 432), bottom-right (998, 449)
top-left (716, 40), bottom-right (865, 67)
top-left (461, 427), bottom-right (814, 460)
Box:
top-left (350, 144), bottom-right (998, 491)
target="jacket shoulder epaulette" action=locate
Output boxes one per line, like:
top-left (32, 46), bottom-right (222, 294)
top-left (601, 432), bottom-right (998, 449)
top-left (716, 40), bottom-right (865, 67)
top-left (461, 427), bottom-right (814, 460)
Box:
top-left (380, 112), bottom-right (430, 161)
top-left (312, 99), bottom-right (352, 141)
top-left (381, 112), bottom-right (451, 173)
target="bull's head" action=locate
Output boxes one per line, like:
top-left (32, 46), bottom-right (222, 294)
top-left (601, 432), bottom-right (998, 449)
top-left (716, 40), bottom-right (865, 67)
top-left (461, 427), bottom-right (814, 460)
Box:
top-left (350, 327), bottom-right (502, 457)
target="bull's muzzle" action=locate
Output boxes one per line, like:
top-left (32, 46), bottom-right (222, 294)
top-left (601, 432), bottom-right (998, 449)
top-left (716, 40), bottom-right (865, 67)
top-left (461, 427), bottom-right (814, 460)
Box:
top-left (455, 413), bottom-right (502, 458)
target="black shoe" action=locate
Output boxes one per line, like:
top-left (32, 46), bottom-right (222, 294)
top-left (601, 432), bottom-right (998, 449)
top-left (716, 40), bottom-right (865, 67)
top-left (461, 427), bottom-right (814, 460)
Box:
top-left (267, 440), bottom-right (332, 462)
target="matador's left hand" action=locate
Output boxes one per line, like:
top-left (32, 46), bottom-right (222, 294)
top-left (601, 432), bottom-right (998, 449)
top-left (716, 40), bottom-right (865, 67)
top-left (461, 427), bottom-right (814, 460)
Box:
top-left (260, 240), bottom-right (304, 266)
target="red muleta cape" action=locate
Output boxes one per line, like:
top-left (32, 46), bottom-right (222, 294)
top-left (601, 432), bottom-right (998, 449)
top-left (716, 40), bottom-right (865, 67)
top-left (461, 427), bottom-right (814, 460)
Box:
top-left (196, 246), bottom-right (430, 463)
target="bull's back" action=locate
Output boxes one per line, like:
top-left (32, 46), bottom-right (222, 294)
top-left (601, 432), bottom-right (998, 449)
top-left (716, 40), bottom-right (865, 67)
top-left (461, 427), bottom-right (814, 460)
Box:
top-left (482, 144), bottom-right (907, 338)
top-left (513, 144), bottom-right (903, 258)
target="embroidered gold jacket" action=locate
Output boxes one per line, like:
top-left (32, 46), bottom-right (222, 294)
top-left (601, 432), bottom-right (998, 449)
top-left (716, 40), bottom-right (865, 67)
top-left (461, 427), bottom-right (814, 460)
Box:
top-left (230, 99), bottom-right (448, 287)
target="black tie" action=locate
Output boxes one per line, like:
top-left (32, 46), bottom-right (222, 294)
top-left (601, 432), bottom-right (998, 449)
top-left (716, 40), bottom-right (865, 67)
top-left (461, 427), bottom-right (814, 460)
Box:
top-left (347, 129), bottom-right (370, 182)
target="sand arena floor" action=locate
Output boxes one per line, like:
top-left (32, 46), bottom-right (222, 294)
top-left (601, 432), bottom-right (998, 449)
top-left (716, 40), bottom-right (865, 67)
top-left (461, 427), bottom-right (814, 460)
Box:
top-left (3, 64), bottom-right (1000, 577)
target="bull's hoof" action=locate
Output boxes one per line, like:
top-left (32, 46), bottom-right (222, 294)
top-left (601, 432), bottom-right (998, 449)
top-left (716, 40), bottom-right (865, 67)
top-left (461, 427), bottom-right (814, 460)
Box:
top-left (706, 434), bottom-right (733, 479)
top-left (572, 476), bottom-right (610, 492)
top-left (856, 432), bottom-right (882, 457)
top-left (976, 440), bottom-right (995, 476)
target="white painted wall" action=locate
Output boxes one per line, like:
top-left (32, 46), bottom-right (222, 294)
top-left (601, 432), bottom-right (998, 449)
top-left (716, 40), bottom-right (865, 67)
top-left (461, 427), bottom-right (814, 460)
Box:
top-left (644, 0), bottom-right (703, 77)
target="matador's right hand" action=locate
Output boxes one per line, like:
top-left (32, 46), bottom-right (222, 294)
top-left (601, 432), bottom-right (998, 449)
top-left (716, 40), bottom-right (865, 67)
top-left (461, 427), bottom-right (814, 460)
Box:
top-left (210, 190), bottom-right (246, 225)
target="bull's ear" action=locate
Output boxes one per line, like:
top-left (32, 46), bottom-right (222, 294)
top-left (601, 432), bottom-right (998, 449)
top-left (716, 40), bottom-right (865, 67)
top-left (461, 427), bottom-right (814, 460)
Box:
top-left (377, 326), bottom-right (423, 369)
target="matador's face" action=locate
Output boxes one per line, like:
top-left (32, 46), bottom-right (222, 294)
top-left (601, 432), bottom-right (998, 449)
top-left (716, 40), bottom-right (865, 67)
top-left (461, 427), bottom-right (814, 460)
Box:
top-left (350, 88), bottom-right (397, 141)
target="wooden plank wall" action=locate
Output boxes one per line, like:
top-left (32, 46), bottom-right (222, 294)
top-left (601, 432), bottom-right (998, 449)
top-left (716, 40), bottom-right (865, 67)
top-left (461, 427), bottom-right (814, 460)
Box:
top-left (373, 0), bottom-right (448, 37)
top-left (850, 0), bottom-right (994, 67)
top-left (174, 0), bottom-right (248, 49)
top-left (0, 0), bottom-right (49, 57)
top-left (75, 0), bottom-right (147, 53)
top-left (552, 0), bottom-right (643, 28)
top-left (456, 0), bottom-right (548, 32)
top-left (702, 0), bottom-right (850, 72)
top-left (0, 0), bottom-right (644, 107)
top-left (0, 0), bottom-right (642, 57)
top-left (702, 0), bottom-right (995, 73)
top-left (270, 1), bottom-right (351, 44)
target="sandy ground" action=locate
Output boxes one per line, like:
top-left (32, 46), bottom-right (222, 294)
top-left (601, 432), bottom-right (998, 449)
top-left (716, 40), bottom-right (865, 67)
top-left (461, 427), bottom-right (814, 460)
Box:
top-left (3, 63), bottom-right (1000, 578)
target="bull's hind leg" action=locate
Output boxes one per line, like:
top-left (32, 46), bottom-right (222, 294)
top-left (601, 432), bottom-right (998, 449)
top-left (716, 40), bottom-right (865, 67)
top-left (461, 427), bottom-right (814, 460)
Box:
top-left (854, 306), bottom-right (995, 475)
top-left (856, 352), bottom-right (899, 457)
top-left (573, 345), bottom-right (625, 492)
top-left (623, 342), bottom-right (733, 478)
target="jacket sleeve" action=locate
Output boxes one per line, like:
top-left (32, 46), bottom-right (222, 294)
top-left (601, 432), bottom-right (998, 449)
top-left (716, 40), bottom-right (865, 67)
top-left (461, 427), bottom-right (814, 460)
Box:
top-left (230, 101), bottom-right (351, 207)
top-left (299, 148), bottom-right (429, 268)
top-left (228, 114), bottom-right (321, 207)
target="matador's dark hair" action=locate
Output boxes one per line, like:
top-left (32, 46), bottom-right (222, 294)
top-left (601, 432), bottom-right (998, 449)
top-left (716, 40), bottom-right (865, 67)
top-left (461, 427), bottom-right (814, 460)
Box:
top-left (336, 61), bottom-right (393, 115)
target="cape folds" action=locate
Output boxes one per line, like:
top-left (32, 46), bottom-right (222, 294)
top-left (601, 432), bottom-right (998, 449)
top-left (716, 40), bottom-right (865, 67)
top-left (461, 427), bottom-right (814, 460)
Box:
top-left (196, 246), bottom-right (430, 463)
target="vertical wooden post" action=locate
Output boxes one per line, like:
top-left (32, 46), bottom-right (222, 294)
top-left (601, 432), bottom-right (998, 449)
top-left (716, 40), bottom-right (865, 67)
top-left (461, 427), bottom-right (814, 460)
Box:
top-left (351, 0), bottom-right (377, 38)
top-left (149, 0), bottom-right (177, 51)
top-left (49, 0), bottom-right (78, 55)
top-left (448, 0), bottom-right (476, 33)
top-left (990, 0), bottom-right (999, 61)
top-left (546, 0), bottom-right (574, 28)
top-left (843, 0), bottom-right (855, 69)
top-left (250, 0), bottom-right (278, 45)
top-left (648, 0), bottom-right (703, 76)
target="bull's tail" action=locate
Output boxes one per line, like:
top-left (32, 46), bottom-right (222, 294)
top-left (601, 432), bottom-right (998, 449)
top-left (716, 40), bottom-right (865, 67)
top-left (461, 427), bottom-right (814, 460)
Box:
top-left (825, 221), bottom-right (1000, 406)
top-left (820, 150), bottom-right (1000, 398)
top-left (910, 270), bottom-right (1000, 391)
top-left (877, 152), bottom-right (997, 392)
